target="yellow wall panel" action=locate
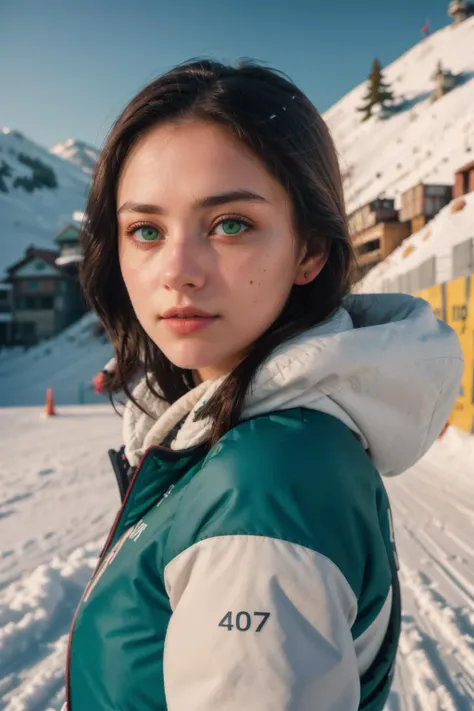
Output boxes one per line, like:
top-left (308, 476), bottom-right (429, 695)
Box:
top-left (415, 285), bottom-right (445, 322)
top-left (444, 276), bottom-right (474, 433)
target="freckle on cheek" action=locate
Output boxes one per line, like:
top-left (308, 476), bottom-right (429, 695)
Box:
top-left (249, 281), bottom-right (254, 285)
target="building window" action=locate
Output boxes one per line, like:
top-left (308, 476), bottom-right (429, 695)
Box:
top-left (28, 280), bottom-right (40, 290)
top-left (463, 171), bottom-right (470, 195)
top-left (16, 297), bottom-right (34, 310)
top-left (15, 296), bottom-right (52, 310)
top-left (358, 238), bottom-right (381, 256)
top-left (0, 294), bottom-right (11, 314)
top-left (40, 296), bottom-right (54, 309)
top-left (367, 238), bottom-right (381, 251)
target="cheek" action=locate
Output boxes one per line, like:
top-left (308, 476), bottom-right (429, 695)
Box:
top-left (119, 238), bottom-right (147, 278)
top-left (234, 247), bottom-right (296, 307)
top-left (119, 245), bottom-right (153, 318)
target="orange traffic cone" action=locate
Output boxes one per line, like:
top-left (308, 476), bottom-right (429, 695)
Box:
top-left (44, 387), bottom-right (56, 417)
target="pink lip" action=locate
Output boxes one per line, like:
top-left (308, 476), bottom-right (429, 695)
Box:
top-left (160, 307), bottom-right (219, 335)
top-left (162, 306), bottom-right (217, 319)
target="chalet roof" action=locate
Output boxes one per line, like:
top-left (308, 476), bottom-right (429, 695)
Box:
top-left (348, 196), bottom-right (396, 218)
top-left (401, 181), bottom-right (453, 194)
top-left (6, 247), bottom-right (60, 276)
top-left (455, 159), bottom-right (474, 174)
top-left (53, 222), bottom-right (81, 244)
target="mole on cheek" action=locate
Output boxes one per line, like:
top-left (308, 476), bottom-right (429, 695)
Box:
top-left (249, 280), bottom-right (254, 285)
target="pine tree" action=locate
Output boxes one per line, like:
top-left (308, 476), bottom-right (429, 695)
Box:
top-left (357, 59), bottom-right (394, 122)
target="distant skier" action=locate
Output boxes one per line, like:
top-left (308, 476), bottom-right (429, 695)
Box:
top-left (92, 356), bottom-right (116, 395)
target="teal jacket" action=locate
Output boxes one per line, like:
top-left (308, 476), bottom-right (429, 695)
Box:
top-left (66, 294), bottom-right (463, 710)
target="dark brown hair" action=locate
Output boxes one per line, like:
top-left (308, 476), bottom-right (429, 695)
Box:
top-left (80, 59), bottom-right (354, 447)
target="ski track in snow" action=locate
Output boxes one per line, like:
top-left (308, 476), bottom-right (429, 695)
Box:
top-left (0, 407), bottom-right (473, 709)
top-left (385, 445), bottom-right (474, 711)
top-left (0, 406), bottom-right (121, 710)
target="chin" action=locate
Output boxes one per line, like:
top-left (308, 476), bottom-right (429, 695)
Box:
top-left (159, 341), bottom-right (222, 373)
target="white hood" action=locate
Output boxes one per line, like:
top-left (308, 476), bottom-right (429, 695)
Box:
top-left (123, 293), bottom-right (463, 477)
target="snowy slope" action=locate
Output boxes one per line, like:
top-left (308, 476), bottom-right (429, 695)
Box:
top-left (0, 129), bottom-right (92, 277)
top-left (49, 139), bottom-right (100, 175)
top-left (0, 312), bottom-right (113, 407)
top-left (324, 16), bottom-right (474, 216)
top-left (1, 408), bottom-right (474, 710)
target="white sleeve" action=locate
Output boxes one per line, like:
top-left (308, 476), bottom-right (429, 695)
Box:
top-left (163, 534), bottom-right (360, 711)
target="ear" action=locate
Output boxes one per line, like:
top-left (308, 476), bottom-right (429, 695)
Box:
top-left (294, 251), bottom-right (328, 286)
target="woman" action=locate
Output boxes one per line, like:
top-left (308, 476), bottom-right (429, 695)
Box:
top-left (67, 60), bottom-right (463, 711)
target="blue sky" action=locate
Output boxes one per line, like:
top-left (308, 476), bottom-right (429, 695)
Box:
top-left (1, 0), bottom-right (452, 150)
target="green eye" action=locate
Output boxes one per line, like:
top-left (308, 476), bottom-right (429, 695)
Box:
top-left (134, 226), bottom-right (160, 242)
top-left (215, 219), bottom-right (249, 236)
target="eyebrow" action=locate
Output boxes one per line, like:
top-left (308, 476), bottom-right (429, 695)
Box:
top-left (117, 190), bottom-right (269, 216)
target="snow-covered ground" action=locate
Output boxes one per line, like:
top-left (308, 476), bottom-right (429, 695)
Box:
top-left (0, 404), bottom-right (473, 711)
top-left (0, 312), bottom-right (113, 407)
top-left (386, 427), bottom-right (474, 711)
top-left (0, 405), bottom-right (121, 711)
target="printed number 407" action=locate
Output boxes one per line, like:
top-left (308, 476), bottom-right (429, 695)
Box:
top-left (218, 611), bottom-right (270, 632)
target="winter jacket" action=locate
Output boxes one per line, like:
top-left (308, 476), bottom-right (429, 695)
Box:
top-left (66, 294), bottom-right (463, 711)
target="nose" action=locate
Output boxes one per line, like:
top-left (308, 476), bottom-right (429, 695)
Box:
top-left (159, 236), bottom-right (207, 293)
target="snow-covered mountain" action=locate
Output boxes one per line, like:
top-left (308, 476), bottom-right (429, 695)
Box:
top-left (324, 15), bottom-right (474, 216)
top-left (50, 138), bottom-right (100, 175)
top-left (2, 16), bottom-right (473, 290)
top-left (0, 128), bottom-right (94, 277)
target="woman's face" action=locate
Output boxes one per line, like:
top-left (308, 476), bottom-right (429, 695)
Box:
top-left (117, 119), bottom-right (323, 381)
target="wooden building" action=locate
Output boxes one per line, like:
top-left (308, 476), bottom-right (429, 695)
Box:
top-left (53, 222), bottom-right (82, 270)
top-left (454, 160), bottom-right (474, 199)
top-left (6, 246), bottom-right (86, 346)
top-left (353, 222), bottom-right (411, 276)
top-left (349, 198), bottom-right (410, 277)
top-left (400, 183), bottom-right (453, 233)
top-left (0, 283), bottom-right (13, 347)
top-left (349, 198), bottom-right (398, 236)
